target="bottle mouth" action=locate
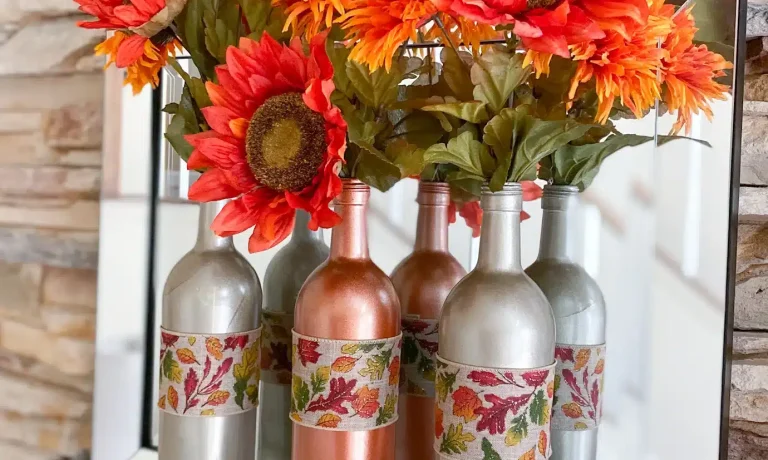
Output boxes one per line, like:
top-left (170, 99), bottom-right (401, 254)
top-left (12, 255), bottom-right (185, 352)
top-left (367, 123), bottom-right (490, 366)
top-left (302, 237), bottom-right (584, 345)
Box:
top-left (335, 178), bottom-right (370, 205)
top-left (480, 182), bottom-right (522, 212)
top-left (543, 184), bottom-right (579, 197)
top-left (417, 181), bottom-right (451, 206)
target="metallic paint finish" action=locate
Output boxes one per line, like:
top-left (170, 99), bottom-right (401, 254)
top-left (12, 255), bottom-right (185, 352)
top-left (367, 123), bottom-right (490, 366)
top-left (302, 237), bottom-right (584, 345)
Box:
top-left (525, 185), bottom-right (606, 460)
top-left (391, 182), bottom-right (466, 460)
top-left (159, 200), bottom-right (263, 460)
top-left (259, 211), bottom-right (329, 460)
top-left (292, 179), bottom-right (400, 460)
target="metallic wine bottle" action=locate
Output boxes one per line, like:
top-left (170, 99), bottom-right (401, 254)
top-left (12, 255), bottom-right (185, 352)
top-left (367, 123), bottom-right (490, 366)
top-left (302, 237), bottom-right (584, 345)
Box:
top-left (259, 211), bottom-right (329, 459)
top-left (525, 185), bottom-right (606, 460)
top-left (391, 182), bottom-right (466, 460)
top-left (438, 184), bottom-right (555, 460)
top-left (159, 200), bottom-right (263, 460)
top-left (292, 179), bottom-right (401, 460)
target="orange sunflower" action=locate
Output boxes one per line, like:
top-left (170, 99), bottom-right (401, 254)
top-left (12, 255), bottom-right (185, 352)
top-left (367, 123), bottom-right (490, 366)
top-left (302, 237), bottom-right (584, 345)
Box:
top-left (660, 5), bottom-right (732, 134)
top-left (185, 33), bottom-right (347, 253)
top-left (339, 0), bottom-right (438, 71)
top-left (75, 0), bottom-right (185, 94)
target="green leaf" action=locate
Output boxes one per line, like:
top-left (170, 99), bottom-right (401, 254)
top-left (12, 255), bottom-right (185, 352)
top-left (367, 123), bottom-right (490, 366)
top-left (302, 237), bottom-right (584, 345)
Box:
top-left (504, 414), bottom-right (529, 447)
top-left (484, 107), bottom-right (535, 191)
top-left (423, 131), bottom-right (488, 177)
top-left (440, 424), bottom-right (476, 454)
top-left (175, 0), bottom-right (218, 80)
top-left (529, 389), bottom-right (550, 426)
top-left (348, 146), bottom-right (402, 192)
top-left (203, 0), bottom-right (241, 63)
top-left (234, 378), bottom-right (247, 409)
top-left (238, 0), bottom-right (289, 39)
top-left (376, 393), bottom-right (397, 426)
top-left (440, 47), bottom-right (474, 101)
top-left (359, 348), bottom-right (393, 380)
top-left (164, 85), bottom-right (204, 163)
top-left (161, 352), bottom-right (182, 383)
top-left (163, 103), bottom-right (179, 114)
top-left (310, 369), bottom-right (329, 396)
top-left (169, 58), bottom-right (212, 108)
top-left (246, 384), bottom-right (259, 405)
top-left (422, 102), bottom-right (489, 123)
top-left (328, 44), bottom-right (354, 98)
top-left (436, 370), bottom-right (458, 403)
top-left (292, 375), bottom-right (310, 412)
top-left (387, 140), bottom-right (425, 178)
top-left (552, 134), bottom-right (653, 190)
top-left (481, 438), bottom-right (503, 460)
top-left (657, 135), bottom-right (712, 148)
top-left (402, 336), bottom-right (419, 364)
top-left (471, 49), bottom-right (529, 114)
top-left (347, 60), bottom-right (403, 108)
top-left (165, 114), bottom-right (194, 161)
top-left (391, 111), bottom-right (446, 149)
top-left (510, 119), bottom-right (595, 182)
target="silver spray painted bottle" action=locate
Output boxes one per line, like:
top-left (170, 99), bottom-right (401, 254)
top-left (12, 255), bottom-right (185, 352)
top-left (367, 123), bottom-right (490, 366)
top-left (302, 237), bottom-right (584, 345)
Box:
top-left (525, 185), bottom-right (606, 460)
top-left (259, 211), bottom-right (329, 460)
top-left (440, 183), bottom-right (555, 370)
top-left (159, 200), bottom-right (262, 460)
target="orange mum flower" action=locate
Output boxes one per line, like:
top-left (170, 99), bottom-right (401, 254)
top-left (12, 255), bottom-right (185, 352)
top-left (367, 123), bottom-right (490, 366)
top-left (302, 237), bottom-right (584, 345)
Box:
top-left (660, 6), bottom-right (732, 134)
top-left (185, 33), bottom-right (348, 252)
top-left (75, 0), bottom-right (186, 93)
top-left (423, 13), bottom-right (500, 54)
top-left (567, 0), bottom-right (670, 123)
top-left (277, 0), bottom-right (349, 38)
top-left (339, 0), bottom-right (437, 71)
top-left (96, 31), bottom-right (181, 94)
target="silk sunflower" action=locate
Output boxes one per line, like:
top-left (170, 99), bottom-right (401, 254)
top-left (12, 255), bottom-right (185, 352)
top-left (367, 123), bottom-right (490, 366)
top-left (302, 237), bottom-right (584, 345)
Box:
top-left (185, 33), bottom-right (348, 253)
top-left (75, 0), bottom-right (186, 94)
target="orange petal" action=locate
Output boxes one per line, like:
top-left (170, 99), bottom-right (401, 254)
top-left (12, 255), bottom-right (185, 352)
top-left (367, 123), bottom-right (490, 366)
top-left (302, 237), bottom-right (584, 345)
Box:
top-left (229, 118), bottom-right (249, 139)
top-left (115, 34), bottom-right (149, 68)
top-left (188, 169), bottom-right (240, 202)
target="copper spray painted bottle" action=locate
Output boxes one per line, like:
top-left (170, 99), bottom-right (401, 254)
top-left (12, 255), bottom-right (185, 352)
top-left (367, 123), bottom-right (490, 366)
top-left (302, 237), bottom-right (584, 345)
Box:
top-left (391, 182), bottom-right (466, 460)
top-left (292, 179), bottom-right (401, 460)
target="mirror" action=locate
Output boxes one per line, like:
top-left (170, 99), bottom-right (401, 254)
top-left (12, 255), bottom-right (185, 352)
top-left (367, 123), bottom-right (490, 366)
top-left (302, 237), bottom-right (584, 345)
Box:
top-left (91, 0), bottom-right (745, 459)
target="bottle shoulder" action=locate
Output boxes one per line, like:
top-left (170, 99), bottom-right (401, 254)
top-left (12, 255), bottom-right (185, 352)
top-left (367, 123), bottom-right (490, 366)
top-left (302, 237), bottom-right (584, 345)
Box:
top-left (525, 260), bottom-right (606, 319)
top-left (263, 240), bottom-right (329, 313)
top-left (294, 258), bottom-right (400, 338)
top-left (391, 251), bottom-right (466, 318)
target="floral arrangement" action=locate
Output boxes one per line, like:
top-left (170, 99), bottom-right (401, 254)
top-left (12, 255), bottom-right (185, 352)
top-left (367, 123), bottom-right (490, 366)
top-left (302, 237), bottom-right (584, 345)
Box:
top-left (74, 0), bottom-right (731, 251)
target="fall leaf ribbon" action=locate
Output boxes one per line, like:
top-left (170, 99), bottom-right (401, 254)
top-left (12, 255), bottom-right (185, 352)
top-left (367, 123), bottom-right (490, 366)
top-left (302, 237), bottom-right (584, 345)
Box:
top-left (551, 343), bottom-right (606, 431)
top-left (434, 354), bottom-right (555, 460)
top-left (401, 317), bottom-right (439, 398)
top-left (158, 326), bottom-right (262, 417)
top-left (260, 311), bottom-right (294, 385)
top-left (290, 330), bottom-right (403, 431)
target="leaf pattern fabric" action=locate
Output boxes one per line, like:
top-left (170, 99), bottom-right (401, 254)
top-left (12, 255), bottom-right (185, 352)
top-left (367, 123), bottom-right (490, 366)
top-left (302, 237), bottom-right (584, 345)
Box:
top-left (552, 344), bottom-right (605, 431)
top-left (401, 317), bottom-right (439, 398)
top-left (434, 354), bottom-right (555, 459)
top-left (158, 327), bottom-right (262, 417)
top-left (260, 311), bottom-right (294, 385)
top-left (290, 330), bottom-right (402, 431)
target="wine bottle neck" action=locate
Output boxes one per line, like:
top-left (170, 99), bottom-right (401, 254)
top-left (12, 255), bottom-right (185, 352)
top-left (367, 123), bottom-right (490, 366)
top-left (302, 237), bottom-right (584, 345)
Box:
top-left (475, 184), bottom-right (523, 272)
top-left (330, 180), bottom-right (370, 260)
top-left (537, 185), bottom-right (580, 262)
top-left (195, 200), bottom-right (233, 251)
top-left (414, 182), bottom-right (450, 252)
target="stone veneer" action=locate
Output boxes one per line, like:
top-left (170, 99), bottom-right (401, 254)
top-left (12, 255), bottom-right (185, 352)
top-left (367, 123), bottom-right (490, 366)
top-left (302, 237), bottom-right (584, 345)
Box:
top-left (0, 1), bottom-right (103, 459)
top-left (729, 9), bottom-right (768, 457)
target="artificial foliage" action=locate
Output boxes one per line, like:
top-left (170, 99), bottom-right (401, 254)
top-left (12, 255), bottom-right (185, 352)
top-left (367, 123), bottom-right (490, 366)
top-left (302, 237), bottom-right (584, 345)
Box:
top-left (73, 0), bottom-right (732, 251)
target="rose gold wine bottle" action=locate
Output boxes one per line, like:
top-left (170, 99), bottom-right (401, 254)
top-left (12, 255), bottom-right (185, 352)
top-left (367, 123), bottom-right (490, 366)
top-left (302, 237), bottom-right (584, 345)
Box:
top-left (292, 179), bottom-right (400, 460)
top-left (391, 182), bottom-right (466, 460)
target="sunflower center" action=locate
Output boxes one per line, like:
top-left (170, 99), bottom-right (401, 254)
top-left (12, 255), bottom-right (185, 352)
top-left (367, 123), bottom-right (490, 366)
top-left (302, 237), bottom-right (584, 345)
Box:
top-left (246, 93), bottom-right (327, 192)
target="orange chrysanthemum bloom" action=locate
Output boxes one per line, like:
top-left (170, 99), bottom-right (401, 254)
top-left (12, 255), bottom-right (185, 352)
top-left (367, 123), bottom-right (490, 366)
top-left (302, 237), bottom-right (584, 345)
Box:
top-left (339, 0), bottom-right (438, 71)
top-left (423, 14), bottom-right (499, 54)
top-left (567, 0), bottom-right (671, 123)
top-left (277, 0), bottom-right (349, 38)
top-left (660, 6), bottom-right (732, 134)
top-left (185, 33), bottom-right (347, 252)
top-left (96, 31), bottom-right (181, 94)
top-left (75, 0), bottom-right (185, 94)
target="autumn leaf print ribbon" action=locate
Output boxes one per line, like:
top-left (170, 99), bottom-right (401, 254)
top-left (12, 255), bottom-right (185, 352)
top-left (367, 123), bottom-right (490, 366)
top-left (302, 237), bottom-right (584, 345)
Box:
top-left (552, 344), bottom-right (606, 431)
top-left (290, 330), bottom-right (402, 431)
top-left (434, 354), bottom-right (556, 460)
top-left (401, 317), bottom-right (439, 398)
top-left (260, 311), bottom-right (293, 385)
top-left (158, 327), bottom-right (262, 417)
